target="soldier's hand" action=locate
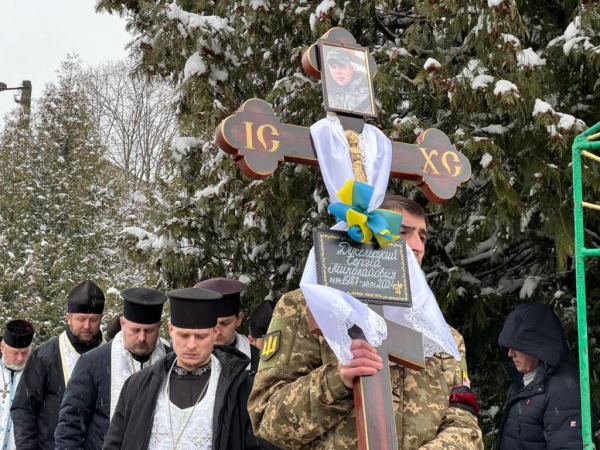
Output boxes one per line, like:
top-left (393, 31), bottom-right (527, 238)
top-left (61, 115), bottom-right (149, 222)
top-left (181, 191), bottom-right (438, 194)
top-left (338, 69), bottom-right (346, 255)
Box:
top-left (338, 339), bottom-right (383, 389)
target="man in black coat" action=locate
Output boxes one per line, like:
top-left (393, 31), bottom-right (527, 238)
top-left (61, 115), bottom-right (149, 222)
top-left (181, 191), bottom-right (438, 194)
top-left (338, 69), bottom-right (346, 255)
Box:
top-left (55, 287), bottom-right (171, 450)
top-left (497, 303), bottom-right (597, 450)
top-left (11, 280), bottom-right (105, 450)
top-left (103, 287), bottom-right (266, 450)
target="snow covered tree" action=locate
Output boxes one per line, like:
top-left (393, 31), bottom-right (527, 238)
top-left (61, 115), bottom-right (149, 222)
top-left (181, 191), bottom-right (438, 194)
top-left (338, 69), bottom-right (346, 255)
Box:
top-left (98, 1), bottom-right (600, 443)
top-left (0, 57), bottom-right (154, 341)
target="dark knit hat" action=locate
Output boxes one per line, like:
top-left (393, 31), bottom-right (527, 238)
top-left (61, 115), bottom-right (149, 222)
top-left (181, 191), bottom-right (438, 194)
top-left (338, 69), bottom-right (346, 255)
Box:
top-left (168, 287), bottom-right (222, 329)
top-left (3, 320), bottom-right (35, 349)
top-left (193, 278), bottom-right (244, 318)
top-left (249, 301), bottom-right (275, 338)
top-left (121, 288), bottom-right (167, 325)
top-left (67, 280), bottom-right (105, 314)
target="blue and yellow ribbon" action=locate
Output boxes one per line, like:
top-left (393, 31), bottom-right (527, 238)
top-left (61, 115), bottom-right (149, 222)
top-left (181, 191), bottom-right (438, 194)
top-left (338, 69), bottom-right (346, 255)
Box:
top-left (328, 180), bottom-right (403, 248)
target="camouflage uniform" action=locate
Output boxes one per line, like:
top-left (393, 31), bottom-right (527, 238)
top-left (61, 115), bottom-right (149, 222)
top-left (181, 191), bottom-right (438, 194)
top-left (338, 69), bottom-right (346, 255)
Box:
top-left (248, 289), bottom-right (483, 450)
top-left (328, 71), bottom-right (371, 113)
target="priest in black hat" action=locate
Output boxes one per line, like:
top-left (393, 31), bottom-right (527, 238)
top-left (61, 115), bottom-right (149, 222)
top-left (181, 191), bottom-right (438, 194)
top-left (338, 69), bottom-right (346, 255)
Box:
top-left (194, 278), bottom-right (259, 372)
top-left (55, 287), bottom-right (170, 450)
top-left (12, 280), bottom-right (106, 450)
top-left (0, 319), bottom-right (34, 450)
top-left (248, 300), bottom-right (275, 351)
top-left (103, 287), bottom-right (267, 450)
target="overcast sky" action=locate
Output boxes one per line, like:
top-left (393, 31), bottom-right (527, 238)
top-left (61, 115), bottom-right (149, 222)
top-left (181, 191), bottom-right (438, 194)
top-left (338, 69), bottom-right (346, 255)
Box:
top-left (0, 0), bottom-right (131, 123)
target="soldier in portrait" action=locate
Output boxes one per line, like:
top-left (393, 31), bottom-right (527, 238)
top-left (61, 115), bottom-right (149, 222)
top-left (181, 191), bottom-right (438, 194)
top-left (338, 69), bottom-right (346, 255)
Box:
top-left (248, 195), bottom-right (484, 450)
top-left (324, 47), bottom-right (373, 114)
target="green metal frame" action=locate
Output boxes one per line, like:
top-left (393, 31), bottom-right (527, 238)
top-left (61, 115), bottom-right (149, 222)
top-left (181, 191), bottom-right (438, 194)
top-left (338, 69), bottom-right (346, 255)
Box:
top-left (572, 120), bottom-right (600, 449)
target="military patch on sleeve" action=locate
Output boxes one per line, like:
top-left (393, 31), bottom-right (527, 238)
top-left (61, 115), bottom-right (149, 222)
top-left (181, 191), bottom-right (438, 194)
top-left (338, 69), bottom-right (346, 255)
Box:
top-left (260, 330), bottom-right (281, 361)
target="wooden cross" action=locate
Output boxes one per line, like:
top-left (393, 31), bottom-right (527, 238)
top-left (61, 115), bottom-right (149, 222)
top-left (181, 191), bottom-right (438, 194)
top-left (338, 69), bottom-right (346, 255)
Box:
top-left (215, 27), bottom-right (470, 450)
top-left (216, 28), bottom-right (471, 205)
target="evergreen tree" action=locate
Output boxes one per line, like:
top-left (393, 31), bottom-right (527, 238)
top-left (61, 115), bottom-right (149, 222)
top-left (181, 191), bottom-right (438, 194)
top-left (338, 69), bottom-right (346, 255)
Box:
top-left (98, 1), bottom-right (600, 443)
top-left (0, 57), bottom-right (152, 341)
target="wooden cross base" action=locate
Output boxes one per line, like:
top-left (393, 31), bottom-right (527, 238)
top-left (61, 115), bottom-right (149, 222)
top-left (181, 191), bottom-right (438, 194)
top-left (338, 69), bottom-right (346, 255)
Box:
top-left (309, 306), bottom-right (424, 450)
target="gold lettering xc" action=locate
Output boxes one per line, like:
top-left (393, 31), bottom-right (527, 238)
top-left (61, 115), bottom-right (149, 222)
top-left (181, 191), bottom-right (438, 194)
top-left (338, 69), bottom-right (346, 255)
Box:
top-left (420, 148), bottom-right (440, 175)
top-left (442, 151), bottom-right (461, 177)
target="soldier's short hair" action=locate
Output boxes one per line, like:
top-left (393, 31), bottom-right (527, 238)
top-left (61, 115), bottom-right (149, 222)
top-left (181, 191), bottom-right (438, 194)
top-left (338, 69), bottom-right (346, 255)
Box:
top-left (380, 195), bottom-right (427, 223)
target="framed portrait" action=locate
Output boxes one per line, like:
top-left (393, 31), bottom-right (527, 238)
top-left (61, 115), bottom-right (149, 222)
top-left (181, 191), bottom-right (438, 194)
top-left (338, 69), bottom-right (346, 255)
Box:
top-left (319, 41), bottom-right (376, 118)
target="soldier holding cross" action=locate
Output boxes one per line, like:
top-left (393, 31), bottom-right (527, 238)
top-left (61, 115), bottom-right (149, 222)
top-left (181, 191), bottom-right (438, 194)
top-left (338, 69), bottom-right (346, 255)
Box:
top-left (248, 195), bottom-right (483, 450)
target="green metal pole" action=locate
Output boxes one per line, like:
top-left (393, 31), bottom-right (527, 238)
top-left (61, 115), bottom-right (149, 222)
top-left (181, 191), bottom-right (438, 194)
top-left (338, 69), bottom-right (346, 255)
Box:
top-left (572, 123), bottom-right (600, 449)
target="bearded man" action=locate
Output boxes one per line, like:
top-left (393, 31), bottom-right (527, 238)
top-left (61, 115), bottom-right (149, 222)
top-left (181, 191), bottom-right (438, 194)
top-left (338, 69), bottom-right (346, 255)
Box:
top-left (11, 280), bottom-right (105, 450)
top-left (55, 287), bottom-right (170, 449)
top-left (0, 320), bottom-right (34, 450)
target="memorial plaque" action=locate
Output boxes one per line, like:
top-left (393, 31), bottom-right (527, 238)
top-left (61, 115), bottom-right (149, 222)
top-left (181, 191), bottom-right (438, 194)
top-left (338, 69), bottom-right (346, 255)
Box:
top-left (313, 229), bottom-right (411, 307)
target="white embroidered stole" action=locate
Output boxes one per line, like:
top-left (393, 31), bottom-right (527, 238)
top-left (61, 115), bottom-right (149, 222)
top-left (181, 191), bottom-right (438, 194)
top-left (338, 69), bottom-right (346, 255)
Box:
top-left (234, 332), bottom-right (251, 369)
top-left (58, 331), bottom-right (80, 387)
top-left (109, 331), bottom-right (166, 420)
top-left (148, 355), bottom-right (221, 450)
top-left (0, 364), bottom-right (22, 450)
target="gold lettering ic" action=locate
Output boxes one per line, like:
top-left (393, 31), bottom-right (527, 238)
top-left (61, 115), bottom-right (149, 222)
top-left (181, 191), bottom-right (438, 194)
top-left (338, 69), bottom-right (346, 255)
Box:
top-left (420, 148), bottom-right (440, 175)
top-left (244, 122), bottom-right (255, 149)
top-left (262, 335), bottom-right (278, 356)
top-left (257, 124), bottom-right (280, 153)
top-left (442, 151), bottom-right (461, 177)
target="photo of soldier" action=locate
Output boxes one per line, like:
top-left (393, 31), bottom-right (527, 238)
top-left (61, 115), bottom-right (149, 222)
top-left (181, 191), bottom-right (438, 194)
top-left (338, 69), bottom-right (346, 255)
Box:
top-left (323, 45), bottom-right (373, 115)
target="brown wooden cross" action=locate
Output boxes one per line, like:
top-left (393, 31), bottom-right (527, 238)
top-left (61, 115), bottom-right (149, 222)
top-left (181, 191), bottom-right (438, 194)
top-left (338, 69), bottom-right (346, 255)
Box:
top-left (215, 27), bottom-right (470, 450)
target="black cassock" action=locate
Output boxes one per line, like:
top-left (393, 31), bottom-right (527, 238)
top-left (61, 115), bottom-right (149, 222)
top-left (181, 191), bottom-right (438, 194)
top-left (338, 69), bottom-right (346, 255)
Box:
top-left (11, 330), bottom-right (102, 450)
top-left (103, 347), bottom-right (267, 450)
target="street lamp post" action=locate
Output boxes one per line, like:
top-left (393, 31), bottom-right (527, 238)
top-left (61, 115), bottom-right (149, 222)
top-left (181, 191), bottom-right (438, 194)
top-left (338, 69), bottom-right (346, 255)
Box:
top-left (0, 80), bottom-right (32, 127)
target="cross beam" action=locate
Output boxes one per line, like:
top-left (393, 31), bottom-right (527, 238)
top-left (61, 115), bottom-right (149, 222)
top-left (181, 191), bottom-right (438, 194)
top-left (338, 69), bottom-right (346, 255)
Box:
top-left (215, 99), bottom-right (470, 204)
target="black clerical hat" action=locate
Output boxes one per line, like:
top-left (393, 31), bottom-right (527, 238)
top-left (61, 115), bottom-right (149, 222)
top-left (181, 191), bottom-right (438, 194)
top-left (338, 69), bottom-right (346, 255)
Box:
top-left (3, 320), bottom-right (35, 349)
top-left (168, 287), bottom-right (222, 329)
top-left (193, 278), bottom-right (244, 318)
top-left (121, 288), bottom-right (167, 325)
top-left (105, 314), bottom-right (122, 341)
top-left (67, 280), bottom-right (105, 314)
top-left (249, 300), bottom-right (275, 338)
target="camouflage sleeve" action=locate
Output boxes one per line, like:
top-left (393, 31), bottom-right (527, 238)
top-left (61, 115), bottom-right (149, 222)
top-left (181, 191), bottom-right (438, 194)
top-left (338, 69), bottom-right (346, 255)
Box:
top-left (248, 290), bottom-right (353, 449)
top-left (419, 329), bottom-right (484, 450)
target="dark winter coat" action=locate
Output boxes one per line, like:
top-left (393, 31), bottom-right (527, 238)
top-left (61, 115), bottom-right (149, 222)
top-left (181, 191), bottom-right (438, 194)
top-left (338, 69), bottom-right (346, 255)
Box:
top-left (497, 303), bottom-right (596, 450)
top-left (11, 336), bottom-right (66, 450)
top-left (102, 347), bottom-right (266, 450)
top-left (54, 340), bottom-right (173, 450)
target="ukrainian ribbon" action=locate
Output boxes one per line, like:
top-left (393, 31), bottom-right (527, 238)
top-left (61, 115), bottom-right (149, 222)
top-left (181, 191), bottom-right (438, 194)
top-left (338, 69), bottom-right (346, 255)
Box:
top-left (328, 179), bottom-right (402, 248)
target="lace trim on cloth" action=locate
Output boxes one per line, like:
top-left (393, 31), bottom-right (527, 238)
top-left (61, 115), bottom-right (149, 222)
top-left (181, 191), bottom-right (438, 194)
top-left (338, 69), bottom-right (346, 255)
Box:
top-left (403, 308), bottom-right (461, 360)
top-left (358, 131), bottom-right (374, 185)
top-left (323, 297), bottom-right (387, 366)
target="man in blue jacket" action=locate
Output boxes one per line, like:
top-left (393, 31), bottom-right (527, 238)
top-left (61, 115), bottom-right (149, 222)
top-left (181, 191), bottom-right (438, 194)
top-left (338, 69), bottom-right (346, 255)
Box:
top-left (497, 303), bottom-right (597, 450)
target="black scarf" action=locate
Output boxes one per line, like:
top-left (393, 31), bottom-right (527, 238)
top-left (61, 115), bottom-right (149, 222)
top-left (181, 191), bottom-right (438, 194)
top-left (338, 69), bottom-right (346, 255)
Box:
top-left (66, 326), bottom-right (102, 355)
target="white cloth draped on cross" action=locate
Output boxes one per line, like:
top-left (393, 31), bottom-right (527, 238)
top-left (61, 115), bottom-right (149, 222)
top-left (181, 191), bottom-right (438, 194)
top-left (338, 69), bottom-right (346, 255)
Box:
top-left (300, 115), bottom-right (460, 365)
